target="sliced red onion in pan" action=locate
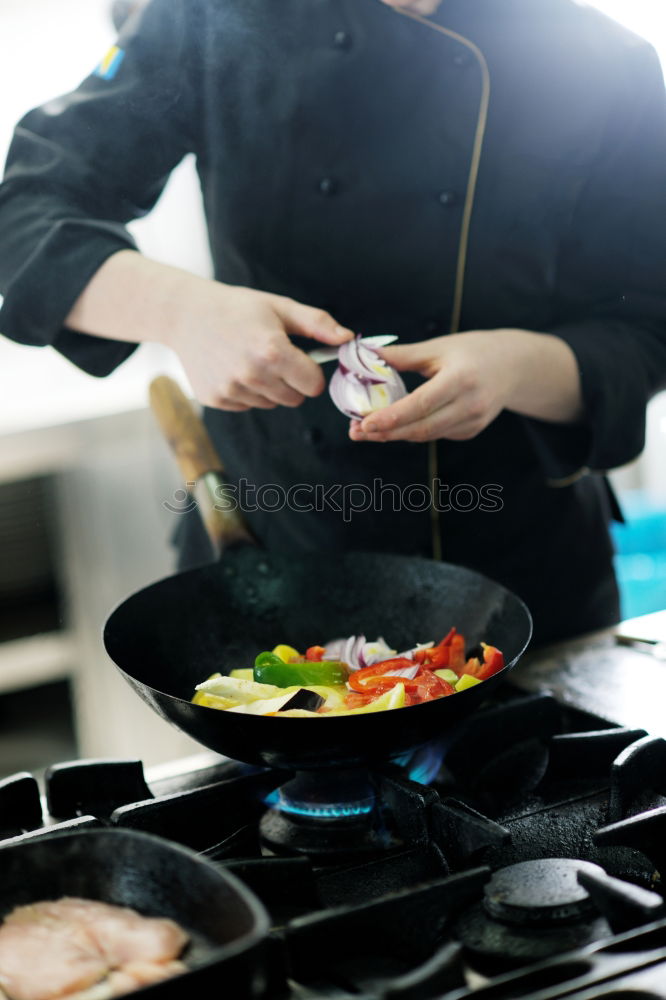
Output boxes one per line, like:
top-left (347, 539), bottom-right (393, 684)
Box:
top-left (323, 638), bottom-right (347, 661)
top-left (359, 638), bottom-right (397, 667)
top-left (342, 635), bottom-right (355, 667)
top-left (341, 635), bottom-right (366, 671)
top-left (382, 665), bottom-right (421, 680)
top-left (396, 641), bottom-right (435, 659)
top-left (323, 635), bottom-right (365, 670)
top-left (353, 635), bottom-right (367, 668)
top-left (323, 635), bottom-right (432, 673)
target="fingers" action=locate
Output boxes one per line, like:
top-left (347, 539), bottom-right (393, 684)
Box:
top-left (225, 336), bottom-right (325, 403)
top-left (207, 399), bottom-right (249, 412)
top-left (243, 367), bottom-right (312, 406)
top-left (246, 293), bottom-right (354, 399)
top-left (379, 341), bottom-right (442, 374)
top-left (351, 398), bottom-right (483, 443)
top-left (184, 287), bottom-right (354, 412)
top-left (277, 342), bottom-right (327, 397)
top-left (351, 375), bottom-right (495, 442)
top-left (269, 294), bottom-right (355, 346)
top-left (219, 350), bottom-right (324, 406)
top-left (210, 390), bottom-right (276, 411)
top-left (358, 375), bottom-right (455, 434)
top-left (225, 389), bottom-right (278, 410)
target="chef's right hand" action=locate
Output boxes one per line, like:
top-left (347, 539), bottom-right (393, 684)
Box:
top-left (165, 283), bottom-right (353, 411)
top-left (65, 252), bottom-right (353, 413)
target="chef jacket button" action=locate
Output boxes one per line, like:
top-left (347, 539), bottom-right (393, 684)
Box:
top-left (453, 51), bottom-right (470, 67)
top-left (333, 30), bottom-right (352, 50)
top-left (438, 190), bottom-right (459, 206)
top-left (424, 320), bottom-right (441, 335)
top-left (318, 177), bottom-right (339, 196)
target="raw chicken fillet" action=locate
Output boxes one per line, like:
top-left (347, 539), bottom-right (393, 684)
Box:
top-left (0, 898), bottom-right (188, 1000)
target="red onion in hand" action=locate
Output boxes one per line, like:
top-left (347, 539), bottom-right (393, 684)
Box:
top-left (329, 336), bottom-right (406, 420)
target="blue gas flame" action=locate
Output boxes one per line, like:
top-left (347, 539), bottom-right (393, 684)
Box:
top-left (264, 788), bottom-right (373, 818)
top-left (395, 742), bottom-right (446, 785)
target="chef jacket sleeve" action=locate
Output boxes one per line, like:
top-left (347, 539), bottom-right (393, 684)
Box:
top-left (523, 40), bottom-right (666, 482)
top-left (0, 0), bottom-right (197, 375)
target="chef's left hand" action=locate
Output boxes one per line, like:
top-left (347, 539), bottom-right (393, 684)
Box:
top-left (349, 329), bottom-right (583, 443)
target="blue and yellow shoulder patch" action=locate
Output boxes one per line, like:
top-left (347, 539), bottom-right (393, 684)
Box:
top-left (94, 45), bottom-right (126, 81)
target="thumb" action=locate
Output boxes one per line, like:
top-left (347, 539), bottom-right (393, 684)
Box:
top-left (268, 295), bottom-right (355, 346)
top-left (379, 340), bottom-right (439, 374)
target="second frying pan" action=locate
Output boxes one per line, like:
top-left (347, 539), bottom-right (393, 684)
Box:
top-left (103, 379), bottom-right (532, 771)
top-left (0, 828), bottom-right (270, 998)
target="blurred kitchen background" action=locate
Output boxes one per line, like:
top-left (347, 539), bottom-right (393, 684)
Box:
top-left (0, 0), bottom-right (664, 778)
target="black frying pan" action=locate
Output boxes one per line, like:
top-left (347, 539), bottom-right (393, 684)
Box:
top-left (0, 828), bottom-right (269, 998)
top-left (103, 379), bottom-right (532, 771)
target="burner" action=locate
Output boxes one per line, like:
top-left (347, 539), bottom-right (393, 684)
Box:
top-left (453, 858), bottom-right (614, 974)
top-left (260, 770), bottom-right (401, 860)
top-left (484, 858), bottom-right (602, 927)
top-left (270, 770), bottom-right (376, 819)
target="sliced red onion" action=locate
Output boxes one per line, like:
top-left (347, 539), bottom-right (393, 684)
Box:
top-left (324, 635), bottom-right (431, 673)
top-left (353, 635), bottom-right (367, 669)
top-left (396, 641), bottom-right (435, 659)
top-left (342, 635), bottom-right (366, 670)
top-left (382, 665), bottom-right (421, 680)
top-left (342, 635), bottom-right (356, 667)
top-left (323, 638), bottom-right (347, 661)
top-left (329, 335), bottom-right (407, 420)
top-left (322, 635), bottom-right (366, 670)
top-left (359, 638), bottom-right (397, 668)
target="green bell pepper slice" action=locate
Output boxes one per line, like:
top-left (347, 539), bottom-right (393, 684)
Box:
top-left (253, 652), bottom-right (349, 688)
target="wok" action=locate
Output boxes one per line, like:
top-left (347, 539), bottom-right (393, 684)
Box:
top-left (104, 378), bottom-right (532, 771)
top-left (0, 828), bottom-right (270, 998)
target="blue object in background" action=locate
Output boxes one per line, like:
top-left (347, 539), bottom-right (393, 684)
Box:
top-left (611, 490), bottom-right (666, 619)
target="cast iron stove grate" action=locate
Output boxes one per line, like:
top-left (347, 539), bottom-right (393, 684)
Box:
top-left (2, 690), bottom-right (666, 998)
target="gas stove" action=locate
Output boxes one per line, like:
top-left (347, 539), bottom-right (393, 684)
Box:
top-left (3, 686), bottom-right (666, 998)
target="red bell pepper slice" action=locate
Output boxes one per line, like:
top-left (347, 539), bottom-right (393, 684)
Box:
top-left (413, 629), bottom-right (458, 669)
top-left (440, 627), bottom-right (457, 646)
top-left (348, 657), bottom-right (415, 692)
top-left (461, 643), bottom-right (505, 680)
top-left (305, 645), bottom-right (326, 662)
top-left (427, 630), bottom-right (466, 671)
top-left (437, 629), bottom-right (467, 669)
top-left (482, 643), bottom-right (505, 675)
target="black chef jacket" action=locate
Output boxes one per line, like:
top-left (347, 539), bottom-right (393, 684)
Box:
top-left (2, 0), bottom-right (666, 646)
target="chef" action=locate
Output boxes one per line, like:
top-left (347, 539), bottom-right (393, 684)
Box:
top-left (1, 0), bottom-right (665, 645)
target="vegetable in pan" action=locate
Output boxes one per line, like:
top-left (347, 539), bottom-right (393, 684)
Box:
top-left (192, 630), bottom-right (505, 717)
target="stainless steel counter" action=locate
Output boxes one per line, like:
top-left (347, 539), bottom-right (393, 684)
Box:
top-left (511, 612), bottom-right (666, 737)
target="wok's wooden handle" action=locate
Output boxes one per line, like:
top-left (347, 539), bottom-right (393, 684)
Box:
top-left (149, 375), bottom-right (254, 552)
top-left (149, 375), bottom-right (223, 482)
